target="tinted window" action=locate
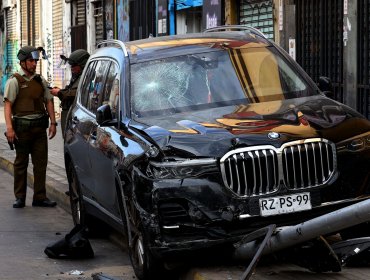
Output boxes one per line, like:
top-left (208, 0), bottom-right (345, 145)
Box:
top-left (81, 60), bottom-right (111, 114)
top-left (102, 62), bottom-right (120, 119)
top-left (80, 61), bottom-right (97, 107)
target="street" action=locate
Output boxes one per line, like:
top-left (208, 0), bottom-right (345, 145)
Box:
top-left (2, 169), bottom-right (370, 280)
top-left (1, 102), bottom-right (370, 279)
top-left (0, 168), bottom-right (135, 280)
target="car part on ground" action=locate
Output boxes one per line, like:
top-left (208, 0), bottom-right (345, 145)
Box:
top-left (44, 224), bottom-right (94, 259)
top-left (233, 198), bottom-right (370, 260)
top-left (331, 237), bottom-right (370, 267)
top-left (239, 224), bottom-right (276, 280)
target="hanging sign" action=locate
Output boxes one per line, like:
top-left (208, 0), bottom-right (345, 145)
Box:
top-left (202, 0), bottom-right (222, 30)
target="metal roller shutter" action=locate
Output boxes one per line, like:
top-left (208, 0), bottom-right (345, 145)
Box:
top-left (239, 0), bottom-right (274, 40)
top-left (295, 0), bottom-right (344, 103)
top-left (52, 0), bottom-right (64, 89)
top-left (34, 0), bottom-right (41, 48)
top-left (20, 0), bottom-right (28, 47)
top-left (358, 0), bottom-right (370, 119)
top-left (5, 7), bottom-right (18, 80)
top-left (20, 0), bottom-right (41, 73)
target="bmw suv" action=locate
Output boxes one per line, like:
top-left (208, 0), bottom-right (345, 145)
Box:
top-left (64, 26), bottom-right (370, 279)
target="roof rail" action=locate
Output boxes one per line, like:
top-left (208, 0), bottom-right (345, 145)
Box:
top-left (204, 25), bottom-right (267, 39)
top-left (96, 39), bottom-right (128, 57)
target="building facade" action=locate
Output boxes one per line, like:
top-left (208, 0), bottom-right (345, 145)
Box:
top-left (0, 0), bottom-right (368, 119)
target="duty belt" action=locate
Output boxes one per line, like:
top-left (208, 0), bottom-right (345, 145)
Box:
top-left (13, 116), bottom-right (49, 132)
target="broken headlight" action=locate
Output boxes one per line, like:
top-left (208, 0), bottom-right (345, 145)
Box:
top-left (147, 158), bottom-right (218, 179)
top-left (336, 132), bottom-right (370, 153)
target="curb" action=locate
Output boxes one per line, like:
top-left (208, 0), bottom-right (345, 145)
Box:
top-left (0, 153), bottom-right (125, 247)
top-left (0, 155), bottom-right (71, 213)
top-left (0, 155), bottom-right (235, 280)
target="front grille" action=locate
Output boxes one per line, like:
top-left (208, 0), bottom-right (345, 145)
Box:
top-left (220, 147), bottom-right (279, 196)
top-left (282, 141), bottom-right (336, 189)
top-left (220, 138), bottom-right (337, 197)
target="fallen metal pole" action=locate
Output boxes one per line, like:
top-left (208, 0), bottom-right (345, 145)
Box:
top-left (234, 199), bottom-right (370, 261)
top-left (239, 224), bottom-right (276, 280)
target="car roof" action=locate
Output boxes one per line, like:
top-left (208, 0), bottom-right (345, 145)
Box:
top-left (94, 30), bottom-right (272, 64)
top-left (124, 32), bottom-right (272, 62)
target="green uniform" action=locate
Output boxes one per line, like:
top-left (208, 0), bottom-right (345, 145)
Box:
top-left (3, 69), bottom-right (53, 201)
top-left (57, 75), bottom-right (80, 136)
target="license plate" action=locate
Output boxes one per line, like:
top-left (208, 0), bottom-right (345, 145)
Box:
top-left (259, 192), bottom-right (312, 217)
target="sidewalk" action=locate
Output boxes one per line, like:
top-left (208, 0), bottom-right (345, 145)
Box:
top-left (0, 98), bottom-right (70, 212)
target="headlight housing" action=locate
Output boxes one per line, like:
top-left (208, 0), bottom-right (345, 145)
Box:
top-left (147, 158), bottom-right (218, 179)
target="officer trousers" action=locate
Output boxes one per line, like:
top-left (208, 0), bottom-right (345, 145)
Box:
top-left (13, 126), bottom-right (48, 201)
top-left (61, 109), bottom-right (68, 138)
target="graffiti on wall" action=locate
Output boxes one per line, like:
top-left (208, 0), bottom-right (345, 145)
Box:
top-left (46, 29), bottom-right (53, 86)
top-left (117, 0), bottom-right (129, 42)
top-left (105, 0), bottom-right (114, 39)
top-left (0, 31), bottom-right (5, 96)
top-left (53, 41), bottom-right (64, 86)
top-left (2, 40), bottom-right (20, 96)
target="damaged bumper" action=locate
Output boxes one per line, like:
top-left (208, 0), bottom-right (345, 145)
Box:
top-left (132, 164), bottom-right (370, 259)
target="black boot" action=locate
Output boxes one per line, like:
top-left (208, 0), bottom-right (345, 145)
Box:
top-left (13, 198), bottom-right (25, 208)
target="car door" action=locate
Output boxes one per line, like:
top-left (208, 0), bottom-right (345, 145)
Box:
top-left (67, 60), bottom-right (100, 200)
top-left (87, 60), bottom-right (122, 219)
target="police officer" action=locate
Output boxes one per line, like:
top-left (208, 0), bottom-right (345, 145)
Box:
top-left (3, 46), bottom-right (57, 208)
top-left (50, 49), bottom-right (90, 137)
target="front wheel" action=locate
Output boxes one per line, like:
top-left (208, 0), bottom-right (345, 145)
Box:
top-left (119, 189), bottom-right (164, 280)
top-left (68, 164), bottom-right (86, 226)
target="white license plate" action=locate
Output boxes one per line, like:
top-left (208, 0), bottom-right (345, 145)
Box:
top-left (259, 192), bottom-right (312, 217)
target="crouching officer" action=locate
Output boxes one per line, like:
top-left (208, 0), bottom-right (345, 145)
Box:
top-left (50, 49), bottom-right (90, 137)
top-left (3, 45), bottom-right (57, 208)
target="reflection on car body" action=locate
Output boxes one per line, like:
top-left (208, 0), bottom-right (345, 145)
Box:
top-left (63, 26), bottom-right (370, 280)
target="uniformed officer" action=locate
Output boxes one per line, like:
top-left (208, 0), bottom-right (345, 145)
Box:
top-left (50, 49), bottom-right (90, 137)
top-left (3, 45), bottom-right (57, 208)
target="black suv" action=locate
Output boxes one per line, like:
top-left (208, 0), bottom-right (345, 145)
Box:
top-left (64, 26), bottom-right (370, 279)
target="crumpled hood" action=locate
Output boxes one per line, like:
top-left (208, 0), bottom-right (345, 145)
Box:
top-left (133, 95), bottom-right (370, 157)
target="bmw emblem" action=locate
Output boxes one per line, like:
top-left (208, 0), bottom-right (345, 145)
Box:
top-left (268, 132), bottom-right (280, 140)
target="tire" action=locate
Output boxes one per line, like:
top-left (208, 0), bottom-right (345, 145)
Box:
top-left (119, 189), bottom-right (164, 280)
top-left (68, 164), bottom-right (87, 226)
top-left (67, 164), bottom-right (105, 236)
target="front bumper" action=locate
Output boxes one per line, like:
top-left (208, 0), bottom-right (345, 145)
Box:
top-left (132, 161), bottom-right (370, 259)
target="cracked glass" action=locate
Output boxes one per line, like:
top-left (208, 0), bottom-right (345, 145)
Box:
top-left (130, 46), bottom-right (314, 118)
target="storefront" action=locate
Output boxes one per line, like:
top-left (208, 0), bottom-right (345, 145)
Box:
top-left (176, 0), bottom-right (203, 34)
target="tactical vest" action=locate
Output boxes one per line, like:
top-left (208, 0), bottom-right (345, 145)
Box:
top-left (11, 73), bottom-right (46, 117)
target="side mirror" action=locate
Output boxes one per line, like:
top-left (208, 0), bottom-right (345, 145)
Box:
top-left (318, 76), bottom-right (334, 99)
top-left (96, 104), bottom-right (113, 126)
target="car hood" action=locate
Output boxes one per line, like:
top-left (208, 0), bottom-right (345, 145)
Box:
top-left (132, 95), bottom-right (370, 158)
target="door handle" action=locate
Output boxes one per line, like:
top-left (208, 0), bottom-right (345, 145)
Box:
top-left (72, 116), bottom-right (79, 124)
top-left (90, 131), bottom-right (97, 141)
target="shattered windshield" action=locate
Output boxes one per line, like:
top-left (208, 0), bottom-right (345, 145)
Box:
top-left (130, 46), bottom-right (316, 118)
